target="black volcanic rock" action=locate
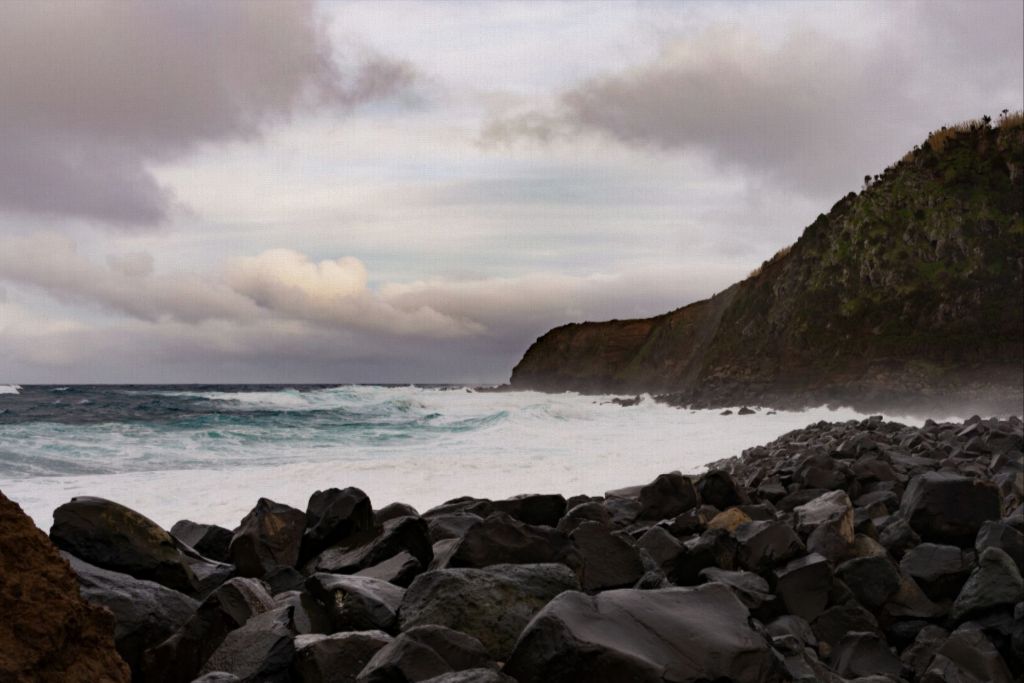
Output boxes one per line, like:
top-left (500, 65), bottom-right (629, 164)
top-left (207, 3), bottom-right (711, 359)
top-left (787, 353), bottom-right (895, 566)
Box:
top-left (569, 521), bottom-right (644, 592)
top-left (292, 631), bottom-right (392, 683)
top-left (438, 512), bottom-right (581, 572)
top-left (900, 542), bottom-right (974, 600)
top-left (491, 494), bottom-right (567, 527)
top-left (829, 631), bottom-right (902, 679)
top-left (303, 487), bottom-right (374, 561)
top-left (306, 573), bottom-right (405, 634)
top-left (773, 553), bottom-right (833, 622)
top-left (198, 605), bottom-right (296, 682)
top-left (637, 472), bottom-right (699, 520)
top-left (171, 520), bottom-right (233, 563)
top-left (504, 583), bottom-right (785, 682)
top-left (356, 625), bottom-right (494, 683)
top-left (899, 471), bottom-right (1001, 546)
top-left (836, 555), bottom-right (903, 610)
top-left (950, 547), bottom-right (1024, 621)
top-left (230, 497), bottom-right (307, 578)
top-left (734, 520), bottom-right (805, 572)
top-left (696, 470), bottom-right (747, 510)
top-left (314, 516), bottom-right (433, 575)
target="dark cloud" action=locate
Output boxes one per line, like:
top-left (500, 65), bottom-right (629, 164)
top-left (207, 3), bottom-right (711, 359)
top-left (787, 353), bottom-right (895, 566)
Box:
top-left (0, 1), bottom-right (416, 227)
top-left (484, 1), bottom-right (1023, 200)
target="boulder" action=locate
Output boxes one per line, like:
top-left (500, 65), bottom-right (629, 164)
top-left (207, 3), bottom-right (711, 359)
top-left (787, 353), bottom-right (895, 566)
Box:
top-left (900, 472), bottom-right (1001, 545)
top-left (674, 528), bottom-right (738, 584)
top-left (314, 516), bottom-right (432, 575)
top-left (635, 526), bottom-right (684, 579)
top-left (975, 521), bottom-right (1024, 572)
top-left (569, 521), bottom-right (644, 592)
top-left (420, 671), bottom-right (516, 683)
top-left (734, 520), bottom-right (805, 572)
top-left (950, 547), bottom-right (1024, 622)
top-left (198, 605), bottom-right (296, 682)
top-left (229, 498), bottom-right (306, 578)
top-left (141, 577), bottom-right (276, 683)
top-left (0, 491), bottom-right (130, 683)
top-left (398, 563), bottom-right (579, 660)
top-left (706, 507), bottom-right (752, 532)
top-left (306, 573), bottom-right (404, 634)
top-left (50, 496), bottom-right (198, 594)
top-left (192, 674), bottom-right (241, 683)
top-left (273, 590), bottom-right (333, 635)
top-left (836, 556), bottom-right (903, 611)
top-left (637, 472), bottom-right (699, 520)
top-left (555, 502), bottom-right (610, 534)
top-left (170, 520), bottom-right (233, 563)
top-left (427, 513), bottom-right (484, 543)
top-left (829, 631), bottom-right (902, 679)
top-left (811, 604), bottom-right (879, 648)
top-left (292, 631), bottom-right (392, 683)
top-left (699, 567), bottom-right (777, 618)
top-left (303, 488), bottom-right (374, 561)
top-left (491, 493), bottom-right (567, 527)
top-left (772, 553), bottom-right (833, 622)
top-left (793, 490), bottom-right (855, 563)
top-left (376, 503), bottom-right (420, 525)
top-left (921, 626), bottom-right (1015, 683)
top-left (900, 543), bottom-right (974, 600)
top-left (357, 625), bottom-right (494, 683)
top-left (64, 553), bottom-right (197, 676)
top-left (900, 625), bottom-right (950, 680)
top-left (878, 517), bottom-right (921, 559)
top-left (696, 470), bottom-right (747, 509)
top-left (355, 551), bottom-right (424, 588)
top-left (504, 583), bottom-right (785, 682)
top-left (439, 513), bottom-right (581, 572)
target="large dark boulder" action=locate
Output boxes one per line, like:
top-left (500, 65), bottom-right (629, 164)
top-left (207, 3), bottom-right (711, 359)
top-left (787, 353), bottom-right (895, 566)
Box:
top-left (950, 547), bottom-right (1024, 622)
top-left (734, 520), bottom-right (805, 572)
top-left (64, 553), bottom-right (197, 676)
top-left (504, 583), bottom-right (785, 682)
top-left (829, 631), bottom-right (902, 679)
top-left (836, 555), bottom-right (903, 611)
top-left (355, 552), bottom-right (424, 588)
top-left (141, 577), bottom-right (276, 683)
top-left (292, 631), bottom-right (392, 683)
top-left (398, 563), bottom-right (579, 660)
top-left (420, 671), bottom-right (515, 683)
top-left (273, 590), bottom-right (333, 635)
top-left (0, 490), bottom-right (130, 683)
top-left (356, 625), bottom-right (494, 683)
top-left (302, 488), bottom-right (374, 561)
top-left (900, 543), bottom-right (974, 600)
top-left (491, 494), bottom-right (567, 527)
top-left (793, 490), bottom-right (855, 563)
top-left (920, 626), bottom-right (1015, 683)
top-left (975, 520), bottom-right (1024, 572)
top-left (198, 605), bottom-right (296, 682)
top-left (696, 470), bottom-right (747, 510)
top-left (427, 513), bottom-right (484, 543)
top-left (50, 496), bottom-right (199, 594)
top-left (171, 520), bottom-right (233, 564)
top-left (699, 567), bottom-right (777, 619)
top-left (811, 604), bottom-right (879, 649)
top-left (900, 472), bottom-right (1001, 546)
top-left (439, 513), bottom-right (581, 572)
top-left (773, 553), bottom-right (832, 621)
top-left (637, 472), bottom-right (699, 520)
top-left (314, 516), bottom-right (432, 575)
top-left (569, 521), bottom-right (643, 592)
top-left (229, 498), bottom-right (306, 578)
top-left (306, 573), bottom-right (405, 634)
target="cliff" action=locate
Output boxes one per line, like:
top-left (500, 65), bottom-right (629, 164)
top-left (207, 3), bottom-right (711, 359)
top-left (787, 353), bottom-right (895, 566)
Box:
top-left (510, 115), bottom-right (1024, 413)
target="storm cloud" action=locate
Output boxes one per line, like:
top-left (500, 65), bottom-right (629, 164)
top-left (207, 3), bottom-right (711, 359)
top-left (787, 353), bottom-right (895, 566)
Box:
top-left (0, 1), bottom-right (415, 226)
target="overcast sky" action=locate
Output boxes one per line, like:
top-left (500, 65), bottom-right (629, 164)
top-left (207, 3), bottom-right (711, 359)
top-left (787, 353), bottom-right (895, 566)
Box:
top-left (1, 0), bottom-right (1021, 384)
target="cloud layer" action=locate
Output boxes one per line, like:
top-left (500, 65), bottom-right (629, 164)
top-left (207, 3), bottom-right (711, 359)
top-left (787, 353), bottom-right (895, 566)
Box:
top-left (0, 1), bottom-right (414, 226)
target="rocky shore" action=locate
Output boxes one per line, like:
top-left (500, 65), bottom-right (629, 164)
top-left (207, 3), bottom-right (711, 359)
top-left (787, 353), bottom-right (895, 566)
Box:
top-left (2, 415), bottom-right (1023, 682)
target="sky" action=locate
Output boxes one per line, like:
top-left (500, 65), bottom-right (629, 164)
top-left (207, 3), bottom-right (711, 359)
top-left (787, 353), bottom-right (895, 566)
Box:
top-left (0, 0), bottom-right (1021, 384)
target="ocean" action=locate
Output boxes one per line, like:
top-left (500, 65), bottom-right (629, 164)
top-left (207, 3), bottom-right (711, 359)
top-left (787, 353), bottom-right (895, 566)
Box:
top-left (0, 384), bottom-right (926, 531)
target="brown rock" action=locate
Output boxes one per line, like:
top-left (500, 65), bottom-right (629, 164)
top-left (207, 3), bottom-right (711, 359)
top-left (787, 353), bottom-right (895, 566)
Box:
top-left (0, 490), bottom-right (130, 683)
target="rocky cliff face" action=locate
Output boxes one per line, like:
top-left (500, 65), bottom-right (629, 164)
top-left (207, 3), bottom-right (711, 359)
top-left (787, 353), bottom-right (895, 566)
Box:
top-left (510, 117), bottom-right (1024, 413)
top-left (0, 490), bottom-right (130, 683)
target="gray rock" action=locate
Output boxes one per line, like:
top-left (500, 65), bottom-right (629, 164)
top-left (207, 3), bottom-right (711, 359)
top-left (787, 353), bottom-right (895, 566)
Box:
top-left (900, 543), bottom-right (974, 600)
top-left (314, 516), bottom-right (432, 575)
top-left (171, 520), bottom-right (233, 563)
top-left (794, 490), bottom-right (855, 563)
top-left (355, 551), bottom-right (424, 587)
top-left (975, 520), bottom-right (1024, 572)
top-left (419, 670), bottom-right (515, 683)
top-left (950, 547), bottom-right (1024, 622)
top-left (199, 605), bottom-right (296, 682)
top-left (504, 583), bottom-right (785, 682)
top-left (836, 556), bottom-right (903, 610)
top-left (427, 513), bottom-right (484, 543)
top-left (292, 631), bottom-right (392, 683)
top-left (812, 604), bottom-right (879, 648)
top-left (306, 573), bottom-right (405, 634)
top-left (829, 631), bottom-right (902, 679)
top-left (900, 471), bottom-right (1001, 546)
top-left (569, 521), bottom-right (644, 592)
top-left (438, 512), bottom-right (581, 572)
top-left (398, 563), bottom-right (579, 660)
top-left (357, 625), bottom-right (494, 683)
top-left (734, 520), bottom-right (805, 572)
top-left (773, 553), bottom-right (833, 622)
top-left (921, 626), bottom-right (1015, 683)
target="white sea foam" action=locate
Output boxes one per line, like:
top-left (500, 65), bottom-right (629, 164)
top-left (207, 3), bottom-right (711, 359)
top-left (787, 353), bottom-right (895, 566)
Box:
top-left (1, 386), bottom-right (925, 530)
top-left (0, 384), bottom-right (21, 395)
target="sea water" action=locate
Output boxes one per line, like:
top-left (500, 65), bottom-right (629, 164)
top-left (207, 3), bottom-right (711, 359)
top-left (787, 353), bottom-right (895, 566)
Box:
top-left (0, 384), bottom-right (922, 530)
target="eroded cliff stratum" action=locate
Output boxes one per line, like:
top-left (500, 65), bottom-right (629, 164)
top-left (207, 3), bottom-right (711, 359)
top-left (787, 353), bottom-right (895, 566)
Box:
top-left (509, 116), bottom-right (1024, 413)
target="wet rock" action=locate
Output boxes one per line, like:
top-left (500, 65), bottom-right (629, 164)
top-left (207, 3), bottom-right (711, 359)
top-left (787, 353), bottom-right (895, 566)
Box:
top-left (696, 470), bottom-right (748, 509)
top-left (292, 631), bottom-right (392, 683)
top-left (950, 547), bottom-right (1024, 622)
top-left (794, 490), bottom-right (855, 563)
top-left (921, 626), bottom-right (1015, 683)
top-left (398, 563), bottom-right (579, 660)
top-left (303, 488), bottom-right (374, 561)
top-left (50, 496), bottom-right (199, 594)
top-left (570, 521), bottom-right (644, 592)
top-left (171, 520), bottom-right (233, 563)
top-left (637, 472), bottom-right (699, 520)
top-left (141, 577), bottom-right (276, 683)
top-left (315, 516), bottom-right (433, 575)
top-left (198, 605), bottom-right (296, 682)
top-left (734, 520), bottom-right (805, 572)
top-left (900, 471), bottom-right (1001, 545)
top-left (376, 503), bottom-right (420, 525)
top-left (0, 491), bottom-right (130, 683)
top-left (230, 498), bottom-right (307, 578)
top-left (975, 520), bottom-right (1024, 572)
top-left (830, 631), bottom-right (902, 679)
top-left (900, 543), bottom-right (974, 600)
top-left (306, 573), bottom-right (404, 634)
top-left (504, 583), bottom-right (785, 682)
top-left (491, 493), bottom-right (567, 527)
top-left (64, 553), bottom-right (198, 676)
top-left (836, 555), bottom-right (903, 611)
top-left (357, 625), bottom-right (494, 683)
top-left (427, 513), bottom-right (483, 543)
top-left (439, 512), bottom-right (581, 572)
top-left (355, 551), bottom-right (424, 588)
top-left (773, 553), bottom-right (833, 621)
